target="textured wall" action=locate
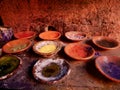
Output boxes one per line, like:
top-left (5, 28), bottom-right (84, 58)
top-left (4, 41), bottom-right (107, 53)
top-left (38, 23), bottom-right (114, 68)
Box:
top-left (0, 0), bottom-right (120, 41)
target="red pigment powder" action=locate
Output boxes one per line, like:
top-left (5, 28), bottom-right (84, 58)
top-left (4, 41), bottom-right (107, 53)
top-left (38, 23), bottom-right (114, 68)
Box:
top-left (68, 44), bottom-right (87, 58)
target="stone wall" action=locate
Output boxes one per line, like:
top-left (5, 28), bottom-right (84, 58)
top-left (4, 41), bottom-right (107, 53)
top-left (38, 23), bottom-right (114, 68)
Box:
top-left (0, 0), bottom-right (120, 41)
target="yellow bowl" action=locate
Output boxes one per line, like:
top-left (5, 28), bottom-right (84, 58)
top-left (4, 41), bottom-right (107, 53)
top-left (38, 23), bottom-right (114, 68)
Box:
top-left (33, 41), bottom-right (62, 57)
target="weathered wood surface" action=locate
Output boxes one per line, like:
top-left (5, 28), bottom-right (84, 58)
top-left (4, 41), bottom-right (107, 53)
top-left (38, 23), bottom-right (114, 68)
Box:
top-left (0, 39), bottom-right (120, 90)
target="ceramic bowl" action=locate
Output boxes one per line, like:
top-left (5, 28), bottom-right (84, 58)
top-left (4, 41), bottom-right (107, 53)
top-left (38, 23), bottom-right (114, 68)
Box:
top-left (92, 36), bottom-right (119, 49)
top-left (39, 31), bottom-right (61, 40)
top-left (32, 58), bottom-right (71, 83)
top-left (65, 31), bottom-right (86, 41)
top-left (0, 26), bottom-right (13, 42)
top-left (95, 56), bottom-right (120, 82)
top-left (2, 39), bottom-right (32, 54)
top-left (64, 42), bottom-right (95, 60)
top-left (33, 41), bottom-right (62, 57)
top-left (14, 31), bottom-right (36, 39)
top-left (0, 55), bottom-right (22, 80)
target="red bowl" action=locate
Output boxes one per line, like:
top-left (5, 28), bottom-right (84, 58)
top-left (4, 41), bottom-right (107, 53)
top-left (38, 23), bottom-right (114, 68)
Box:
top-left (14, 31), bottom-right (36, 39)
top-left (95, 56), bottom-right (120, 82)
top-left (39, 31), bottom-right (61, 40)
top-left (2, 39), bottom-right (32, 54)
top-left (64, 42), bottom-right (95, 60)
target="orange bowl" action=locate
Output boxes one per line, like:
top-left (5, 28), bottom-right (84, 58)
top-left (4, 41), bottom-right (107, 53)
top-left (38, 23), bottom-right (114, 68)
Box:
top-left (95, 56), bottom-right (120, 82)
top-left (92, 36), bottom-right (119, 50)
top-left (65, 31), bottom-right (86, 41)
top-left (2, 39), bottom-right (32, 54)
top-left (14, 31), bottom-right (36, 39)
top-left (64, 42), bottom-right (95, 60)
top-left (39, 31), bottom-right (61, 40)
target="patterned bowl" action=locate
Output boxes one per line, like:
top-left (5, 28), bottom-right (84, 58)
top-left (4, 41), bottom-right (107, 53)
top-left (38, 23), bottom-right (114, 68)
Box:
top-left (32, 58), bottom-right (71, 83)
top-left (0, 26), bottom-right (13, 42)
top-left (65, 31), bottom-right (86, 41)
top-left (33, 41), bottom-right (62, 57)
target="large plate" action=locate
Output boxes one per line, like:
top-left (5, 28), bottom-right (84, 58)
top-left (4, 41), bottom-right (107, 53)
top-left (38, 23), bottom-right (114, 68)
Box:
top-left (32, 58), bottom-right (71, 83)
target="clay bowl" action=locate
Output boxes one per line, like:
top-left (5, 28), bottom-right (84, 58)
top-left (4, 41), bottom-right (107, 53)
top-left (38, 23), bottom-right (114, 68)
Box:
top-left (64, 42), bottom-right (95, 61)
top-left (65, 31), bottom-right (86, 41)
top-left (33, 41), bottom-right (62, 57)
top-left (39, 31), bottom-right (61, 40)
top-left (92, 36), bottom-right (119, 50)
top-left (2, 39), bottom-right (32, 54)
top-left (14, 31), bottom-right (36, 39)
top-left (0, 55), bottom-right (22, 80)
top-left (95, 56), bottom-right (120, 82)
top-left (32, 58), bottom-right (71, 84)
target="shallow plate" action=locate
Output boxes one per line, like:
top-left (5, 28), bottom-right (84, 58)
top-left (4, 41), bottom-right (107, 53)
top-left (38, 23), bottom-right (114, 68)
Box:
top-left (0, 55), bottom-right (22, 80)
top-left (95, 56), bottom-right (120, 82)
top-left (14, 31), bottom-right (36, 39)
top-left (32, 58), bottom-right (70, 83)
top-left (2, 39), bottom-right (32, 54)
top-left (65, 31), bottom-right (86, 41)
top-left (39, 31), bottom-right (61, 40)
top-left (33, 41), bottom-right (62, 57)
top-left (64, 42), bottom-right (95, 60)
top-left (92, 36), bottom-right (119, 49)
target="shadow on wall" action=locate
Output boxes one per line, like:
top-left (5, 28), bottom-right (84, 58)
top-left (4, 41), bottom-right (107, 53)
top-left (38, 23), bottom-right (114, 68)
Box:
top-left (0, 16), bottom-right (4, 26)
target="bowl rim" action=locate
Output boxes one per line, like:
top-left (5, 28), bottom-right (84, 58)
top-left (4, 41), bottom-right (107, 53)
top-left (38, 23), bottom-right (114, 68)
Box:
top-left (0, 55), bottom-right (22, 80)
top-left (2, 39), bottom-right (32, 53)
top-left (65, 31), bottom-right (86, 41)
top-left (33, 40), bottom-right (62, 57)
top-left (64, 42), bottom-right (95, 61)
top-left (32, 58), bottom-right (71, 83)
top-left (95, 56), bottom-right (120, 82)
top-left (14, 31), bottom-right (36, 39)
top-left (92, 36), bottom-right (120, 50)
top-left (39, 31), bottom-right (61, 40)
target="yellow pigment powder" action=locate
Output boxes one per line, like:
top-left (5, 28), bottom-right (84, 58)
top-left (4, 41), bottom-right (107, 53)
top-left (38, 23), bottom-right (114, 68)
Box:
top-left (39, 44), bottom-right (56, 53)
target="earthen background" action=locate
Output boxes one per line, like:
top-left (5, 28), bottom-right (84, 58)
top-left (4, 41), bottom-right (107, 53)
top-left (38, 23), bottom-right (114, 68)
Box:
top-left (0, 0), bottom-right (120, 40)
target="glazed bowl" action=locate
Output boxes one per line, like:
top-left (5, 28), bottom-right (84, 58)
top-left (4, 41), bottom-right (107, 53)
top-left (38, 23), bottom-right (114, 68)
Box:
top-left (64, 42), bottom-right (95, 60)
top-left (0, 55), bottom-right (22, 80)
top-left (2, 39), bottom-right (32, 54)
top-left (92, 36), bottom-right (119, 49)
top-left (0, 26), bottom-right (13, 42)
top-left (95, 56), bottom-right (120, 82)
top-left (33, 41), bottom-right (62, 57)
top-left (65, 31), bottom-right (86, 41)
top-left (32, 58), bottom-right (71, 83)
top-left (39, 31), bottom-right (61, 40)
top-left (14, 31), bottom-right (36, 39)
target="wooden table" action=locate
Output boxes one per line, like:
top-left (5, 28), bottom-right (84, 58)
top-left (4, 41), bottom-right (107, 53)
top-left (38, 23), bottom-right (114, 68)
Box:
top-left (0, 39), bottom-right (120, 90)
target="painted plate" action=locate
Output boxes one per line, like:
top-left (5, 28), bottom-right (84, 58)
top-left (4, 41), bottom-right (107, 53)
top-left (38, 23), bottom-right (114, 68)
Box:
top-left (32, 58), bottom-right (70, 83)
